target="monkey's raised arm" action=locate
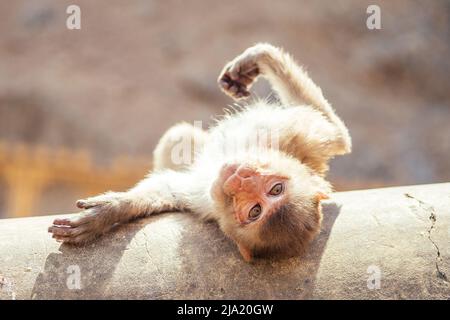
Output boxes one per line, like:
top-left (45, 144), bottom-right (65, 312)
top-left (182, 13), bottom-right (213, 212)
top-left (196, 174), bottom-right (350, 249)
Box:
top-left (48, 170), bottom-right (196, 244)
top-left (218, 43), bottom-right (351, 155)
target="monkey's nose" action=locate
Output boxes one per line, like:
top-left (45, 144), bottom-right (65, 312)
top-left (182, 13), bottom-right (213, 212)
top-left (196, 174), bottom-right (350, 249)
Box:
top-left (220, 163), bottom-right (239, 178)
top-left (236, 165), bottom-right (256, 178)
top-left (241, 178), bottom-right (257, 192)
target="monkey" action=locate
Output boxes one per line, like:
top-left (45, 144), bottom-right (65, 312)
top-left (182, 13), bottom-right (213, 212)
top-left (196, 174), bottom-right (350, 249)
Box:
top-left (48, 43), bottom-right (351, 262)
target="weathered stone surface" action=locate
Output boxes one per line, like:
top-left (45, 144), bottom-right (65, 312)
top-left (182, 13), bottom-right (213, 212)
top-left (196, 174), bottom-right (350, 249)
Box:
top-left (0, 183), bottom-right (449, 300)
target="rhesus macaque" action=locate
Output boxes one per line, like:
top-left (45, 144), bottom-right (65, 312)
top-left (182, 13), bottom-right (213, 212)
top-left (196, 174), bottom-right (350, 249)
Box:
top-left (48, 43), bottom-right (351, 262)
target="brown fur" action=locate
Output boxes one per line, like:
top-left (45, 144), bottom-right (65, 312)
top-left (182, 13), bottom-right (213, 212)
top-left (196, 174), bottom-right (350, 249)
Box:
top-left (48, 43), bottom-right (351, 262)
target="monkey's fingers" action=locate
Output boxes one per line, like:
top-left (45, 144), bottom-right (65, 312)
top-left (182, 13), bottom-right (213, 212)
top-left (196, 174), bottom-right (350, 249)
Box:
top-left (49, 218), bottom-right (102, 244)
top-left (76, 192), bottom-right (122, 209)
top-left (48, 224), bottom-right (87, 237)
top-left (218, 73), bottom-right (251, 99)
top-left (76, 199), bottom-right (104, 209)
top-left (51, 209), bottom-right (100, 228)
top-left (50, 230), bottom-right (97, 245)
top-left (76, 199), bottom-right (87, 208)
top-left (226, 52), bottom-right (260, 82)
top-left (51, 217), bottom-right (76, 227)
top-left (229, 66), bottom-right (259, 83)
top-left (48, 207), bottom-right (115, 244)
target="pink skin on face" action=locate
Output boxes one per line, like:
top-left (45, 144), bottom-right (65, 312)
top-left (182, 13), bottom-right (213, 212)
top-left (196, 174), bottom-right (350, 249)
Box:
top-left (219, 164), bottom-right (288, 225)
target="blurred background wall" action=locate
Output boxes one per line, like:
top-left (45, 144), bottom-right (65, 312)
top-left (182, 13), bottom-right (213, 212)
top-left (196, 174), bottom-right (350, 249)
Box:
top-left (0, 0), bottom-right (449, 218)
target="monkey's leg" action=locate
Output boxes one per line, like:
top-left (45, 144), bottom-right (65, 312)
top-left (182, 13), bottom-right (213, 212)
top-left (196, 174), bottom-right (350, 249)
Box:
top-left (153, 122), bottom-right (209, 171)
top-left (48, 170), bottom-right (193, 244)
top-left (218, 43), bottom-right (351, 155)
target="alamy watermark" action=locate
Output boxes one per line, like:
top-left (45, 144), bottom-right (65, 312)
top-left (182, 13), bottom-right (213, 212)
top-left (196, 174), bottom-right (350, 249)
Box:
top-left (367, 265), bottom-right (381, 290)
top-left (366, 5), bottom-right (381, 30)
top-left (66, 265), bottom-right (82, 290)
top-left (168, 121), bottom-right (281, 166)
top-left (66, 5), bottom-right (81, 30)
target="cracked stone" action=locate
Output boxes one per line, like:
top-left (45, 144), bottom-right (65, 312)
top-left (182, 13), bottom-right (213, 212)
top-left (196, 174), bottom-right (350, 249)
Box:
top-left (0, 183), bottom-right (449, 299)
top-left (405, 193), bottom-right (448, 282)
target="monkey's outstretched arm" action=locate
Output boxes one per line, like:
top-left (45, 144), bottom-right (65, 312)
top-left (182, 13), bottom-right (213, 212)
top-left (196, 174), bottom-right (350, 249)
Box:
top-left (218, 43), bottom-right (351, 154)
top-left (48, 170), bottom-right (195, 244)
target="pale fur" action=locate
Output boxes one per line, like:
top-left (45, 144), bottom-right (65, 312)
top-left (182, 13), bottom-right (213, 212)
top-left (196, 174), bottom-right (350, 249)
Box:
top-left (49, 43), bottom-right (351, 259)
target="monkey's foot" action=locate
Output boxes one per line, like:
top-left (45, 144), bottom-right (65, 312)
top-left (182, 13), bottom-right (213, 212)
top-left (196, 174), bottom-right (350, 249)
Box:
top-left (218, 52), bottom-right (261, 99)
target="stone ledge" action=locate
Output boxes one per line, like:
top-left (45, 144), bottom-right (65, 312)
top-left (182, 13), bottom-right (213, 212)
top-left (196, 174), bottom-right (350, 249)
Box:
top-left (0, 183), bottom-right (449, 299)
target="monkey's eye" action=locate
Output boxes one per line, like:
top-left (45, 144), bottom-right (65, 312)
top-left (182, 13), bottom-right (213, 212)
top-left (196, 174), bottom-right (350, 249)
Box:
top-left (268, 183), bottom-right (283, 196)
top-left (248, 204), bottom-right (262, 220)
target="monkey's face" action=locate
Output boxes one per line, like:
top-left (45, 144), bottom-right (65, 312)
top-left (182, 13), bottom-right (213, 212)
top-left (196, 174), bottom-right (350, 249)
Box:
top-left (210, 155), bottom-right (331, 260)
top-left (217, 163), bottom-right (289, 226)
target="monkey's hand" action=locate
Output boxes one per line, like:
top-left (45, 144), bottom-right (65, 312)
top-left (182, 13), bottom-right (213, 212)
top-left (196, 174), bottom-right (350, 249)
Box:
top-left (218, 43), bottom-right (279, 100)
top-left (48, 192), bottom-right (128, 244)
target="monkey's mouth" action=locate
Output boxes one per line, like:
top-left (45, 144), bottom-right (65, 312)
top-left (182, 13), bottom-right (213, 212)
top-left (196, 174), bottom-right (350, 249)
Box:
top-left (210, 163), bottom-right (239, 203)
top-left (218, 163), bottom-right (240, 195)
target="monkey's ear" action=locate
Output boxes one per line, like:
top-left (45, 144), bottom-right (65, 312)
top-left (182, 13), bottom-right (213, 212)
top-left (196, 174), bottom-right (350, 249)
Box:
top-left (237, 242), bottom-right (253, 262)
top-left (315, 192), bottom-right (330, 202)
